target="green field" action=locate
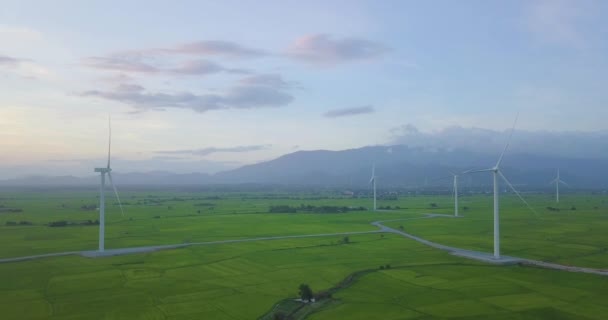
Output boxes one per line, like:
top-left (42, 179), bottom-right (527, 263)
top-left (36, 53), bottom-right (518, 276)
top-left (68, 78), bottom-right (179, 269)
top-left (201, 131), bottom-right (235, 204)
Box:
top-left (383, 194), bottom-right (608, 268)
top-left (309, 264), bottom-right (608, 320)
top-left (0, 189), bottom-right (607, 319)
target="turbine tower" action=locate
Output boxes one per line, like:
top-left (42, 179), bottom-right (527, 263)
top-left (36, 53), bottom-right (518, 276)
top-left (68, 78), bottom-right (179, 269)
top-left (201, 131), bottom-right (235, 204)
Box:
top-left (369, 164), bottom-right (377, 211)
top-left (468, 114), bottom-right (536, 259)
top-left (94, 117), bottom-right (124, 252)
top-left (550, 169), bottom-right (568, 203)
top-left (450, 172), bottom-right (460, 217)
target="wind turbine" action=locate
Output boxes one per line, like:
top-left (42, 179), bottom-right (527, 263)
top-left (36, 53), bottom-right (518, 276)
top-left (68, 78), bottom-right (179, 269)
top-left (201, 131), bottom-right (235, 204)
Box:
top-left (429, 172), bottom-right (462, 217)
top-left (94, 117), bottom-right (124, 252)
top-left (369, 164), bottom-right (377, 211)
top-left (550, 169), bottom-right (568, 203)
top-left (467, 114), bottom-right (536, 259)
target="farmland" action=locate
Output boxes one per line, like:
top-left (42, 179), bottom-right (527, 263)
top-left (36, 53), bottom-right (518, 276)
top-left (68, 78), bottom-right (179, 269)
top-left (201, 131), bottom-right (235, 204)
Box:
top-left (0, 188), bottom-right (606, 319)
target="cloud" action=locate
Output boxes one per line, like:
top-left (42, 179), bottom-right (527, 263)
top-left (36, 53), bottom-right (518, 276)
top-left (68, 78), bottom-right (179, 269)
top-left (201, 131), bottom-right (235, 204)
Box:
top-left (0, 54), bottom-right (50, 79)
top-left (156, 145), bottom-right (271, 157)
top-left (287, 34), bottom-right (388, 66)
top-left (389, 124), bottom-right (608, 159)
top-left (84, 53), bottom-right (251, 77)
top-left (169, 40), bottom-right (266, 58)
top-left (81, 81), bottom-right (294, 113)
top-left (169, 59), bottom-right (225, 75)
top-left (239, 74), bottom-right (294, 88)
top-left (84, 56), bottom-right (158, 73)
top-left (525, 0), bottom-right (590, 47)
top-left (0, 54), bottom-right (22, 67)
top-left (324, 105), bottom-right (375, 118)
top-left (97, 73), bottom-right (135, 83)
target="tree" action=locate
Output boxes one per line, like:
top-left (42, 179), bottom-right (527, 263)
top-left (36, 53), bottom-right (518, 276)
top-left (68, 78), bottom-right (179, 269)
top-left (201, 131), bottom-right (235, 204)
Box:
top-left (342, 236), bottom-right (350, 244)
top-left (298, 284), bottom-right (313, 301)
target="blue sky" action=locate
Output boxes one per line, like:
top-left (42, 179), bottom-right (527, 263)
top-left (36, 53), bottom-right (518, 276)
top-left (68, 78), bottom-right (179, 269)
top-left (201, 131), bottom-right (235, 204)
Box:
top-left (1, 0), bottom-right (607, 177)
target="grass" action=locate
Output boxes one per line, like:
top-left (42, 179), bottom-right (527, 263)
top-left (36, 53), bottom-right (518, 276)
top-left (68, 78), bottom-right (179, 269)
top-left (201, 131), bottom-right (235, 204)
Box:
top-left (308, 264), bottom-right (608, 320)
top-left (0, 189), bottom-right (421, 257)
top-left (2, 231), bottom-right (607, 320)
top-left (0, 189), bottom-right (607, 319)
top-left (0, 233), bottom-right (458, 319)
top-left (382, 194), bottom-right (608, 268)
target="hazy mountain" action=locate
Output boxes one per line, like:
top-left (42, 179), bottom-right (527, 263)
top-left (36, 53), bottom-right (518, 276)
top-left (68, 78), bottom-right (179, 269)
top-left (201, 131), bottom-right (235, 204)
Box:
top-left (213, 145), bottom-right (608, 189)
top-left (1, 145), bottom-right (606, 189)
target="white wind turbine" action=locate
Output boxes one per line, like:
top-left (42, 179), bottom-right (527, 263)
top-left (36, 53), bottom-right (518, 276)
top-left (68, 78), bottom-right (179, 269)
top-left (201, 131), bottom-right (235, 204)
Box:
top-left (94, 117), bottom-right (124, 252)
top-left (550, 169), bottom-right (568, 203)
top-left (467, 114), bottom-right (536, 259)
top-left (430, 172), bottom-right (463, 217)
top-left (369, 164), bottom-right (377, 211)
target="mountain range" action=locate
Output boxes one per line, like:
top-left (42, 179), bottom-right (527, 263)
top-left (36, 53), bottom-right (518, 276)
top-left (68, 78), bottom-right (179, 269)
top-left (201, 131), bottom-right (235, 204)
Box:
top-left (1, 145), bottom-right (607, 190)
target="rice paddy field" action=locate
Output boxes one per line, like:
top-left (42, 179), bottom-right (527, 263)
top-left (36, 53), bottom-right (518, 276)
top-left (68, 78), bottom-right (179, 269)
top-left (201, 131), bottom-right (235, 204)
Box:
top-left (0, 188), bottom-right (607, 319)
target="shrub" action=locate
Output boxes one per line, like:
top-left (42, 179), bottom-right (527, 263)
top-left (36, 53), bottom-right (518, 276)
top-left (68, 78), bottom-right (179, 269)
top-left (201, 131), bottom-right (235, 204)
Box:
top-left (49, 220), bottom-right (68, 227)
top-left (298, 284), bottom-right (313, 301)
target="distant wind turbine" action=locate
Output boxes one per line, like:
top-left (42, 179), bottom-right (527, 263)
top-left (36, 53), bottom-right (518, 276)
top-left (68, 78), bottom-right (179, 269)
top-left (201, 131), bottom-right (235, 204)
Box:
top-left (94, 117), bottom-right (124, 252)
top-left (370, 164), bottom-right (377, 211)
top-left (449, 171), bottom-right (462, 217)
top-left (467, 114), bottom-right (537, 259)
top-left (430, 171), bottom-right (464, 217)
top-left (550, 169), bottom-right (568, 203)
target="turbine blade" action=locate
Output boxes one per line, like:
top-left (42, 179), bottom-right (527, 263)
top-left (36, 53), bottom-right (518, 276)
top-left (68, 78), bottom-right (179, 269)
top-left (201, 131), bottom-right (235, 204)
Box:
top-left (451, 180), bottom-right (455, 200)
top-left (498, 171), bottom-right (537, 216)
top-left (107, 115), bottom-right (112, 169)
top-left (559, 179), bottom-right (569, 187)
top-left (496, 112), bottom-right (519, 168)
top-left (461, 168), bottom-right (478, 174)
top-left (108, 172), bottom-right (124, 217)
top-left (465, 168), bottom-right (494, 174)
top-left (370, 164), bottom-right (375, 183)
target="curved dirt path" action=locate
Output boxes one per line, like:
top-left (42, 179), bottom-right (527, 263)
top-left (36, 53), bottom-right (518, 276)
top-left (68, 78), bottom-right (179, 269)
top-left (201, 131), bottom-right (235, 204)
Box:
top-left (375, 214), bottom-right (608, 276)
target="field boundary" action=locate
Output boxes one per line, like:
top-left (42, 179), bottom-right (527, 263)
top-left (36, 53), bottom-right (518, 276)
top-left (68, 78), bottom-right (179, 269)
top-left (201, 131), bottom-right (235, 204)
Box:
top-left (258, 267), bottom-right (378, 320)
top-left (0, 230), bottom-right (381, 263)
top-left (376, 215), bottom-right (608, 277)
top-left (2, 213), bottom-right (608, 278)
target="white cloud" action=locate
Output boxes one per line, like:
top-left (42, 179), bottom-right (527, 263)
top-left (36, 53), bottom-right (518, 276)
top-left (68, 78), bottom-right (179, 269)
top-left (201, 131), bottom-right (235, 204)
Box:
top-left (390, 124), bottom-right (608, 159)
top-left (287, 34), bottom-right (388, 66)
top-left (323, 105), bottom-right (375, 118)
